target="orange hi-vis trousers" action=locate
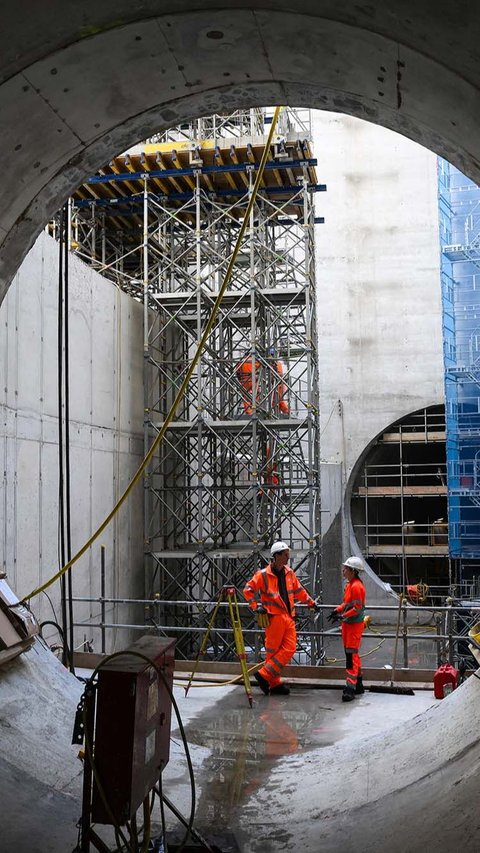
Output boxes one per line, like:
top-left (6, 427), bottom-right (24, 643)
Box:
top-left (258, 612), bottom-right (297, 688)
top-left (341, 621), bottom-right (364, 690)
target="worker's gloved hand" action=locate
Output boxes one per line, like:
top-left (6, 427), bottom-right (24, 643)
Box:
top-left (327, 609), bottom-right (341, 624)
top-left (311, 597), bottom-right (322, 612)
top-left (255, 606), bottom-right (270, 629)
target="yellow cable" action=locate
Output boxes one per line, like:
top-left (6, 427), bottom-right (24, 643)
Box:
top-left (173, 661), bottom-right (263, 689)
top-left (21, 107), bottom-right (284, 604)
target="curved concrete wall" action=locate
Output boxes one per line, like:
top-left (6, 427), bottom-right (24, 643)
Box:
top-left (2, 3), bottom-right (480, 295)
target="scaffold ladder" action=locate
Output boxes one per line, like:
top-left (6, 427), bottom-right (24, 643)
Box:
top-left (184, 585), bottom-right (253, 706)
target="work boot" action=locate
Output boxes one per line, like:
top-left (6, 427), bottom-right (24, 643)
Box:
top-left (342, 686), bottom-right (355, 702)
top-left (270, 683), bottom-right (290, 695)
top-left (355, 676), bottom-right (365, 695)
top-left (254, 672), bottom-right (270, 695)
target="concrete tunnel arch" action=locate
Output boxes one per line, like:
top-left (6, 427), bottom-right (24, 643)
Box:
top-left (1, 3), bottom-right (480, 851)
top-left (2, 1), bottom-right (480, 298)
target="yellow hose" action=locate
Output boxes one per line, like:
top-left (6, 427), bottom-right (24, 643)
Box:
top-left (173, 661), bottom-right (263, 689)
top-left (22, 107), bottom-right (283, 604)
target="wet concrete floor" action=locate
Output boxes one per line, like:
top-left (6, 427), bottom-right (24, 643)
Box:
top-left (163, 681), bottom-right (437, 851)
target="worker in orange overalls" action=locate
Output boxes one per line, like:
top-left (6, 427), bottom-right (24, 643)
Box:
top-left (236, 355), bottom-right (289, 416)
top-left (243, 541), bottom-right (319, 695)
top-left (265, 444), bottom-right (279, 488)
top-left (236, 356), bottom-right (261, 416)
top-left (327, 556), bottom-right (366, 702)
top-left (271, 358), bottom-right (289, 415)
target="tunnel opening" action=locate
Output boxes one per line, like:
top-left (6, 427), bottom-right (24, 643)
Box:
top-left (1, 5), bottom-right (480, 852)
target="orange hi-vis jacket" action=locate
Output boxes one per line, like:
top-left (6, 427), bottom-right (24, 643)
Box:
top-left (236, 358), bottom-right (290, 416)
top-left (335, 577), bottom-right (366, 623)
top-left (244, 563), bottom-right (314, 616)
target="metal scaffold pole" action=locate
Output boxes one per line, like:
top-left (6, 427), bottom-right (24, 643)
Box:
top-left (50, 108), bottom-right (324, 662)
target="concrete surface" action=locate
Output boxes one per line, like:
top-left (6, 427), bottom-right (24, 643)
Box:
top-left (316, 112), bottom-right (444, 606)
top-left (0, 638), bottom-right (83, 852)
top-left (0, 232), bottom-right (144, 651)
top-left (164, 679), bottom-right (438, 851)
top-left (3, 640), bottom-right (476, 852)
top-left (1, 3), bottom-right (480, 295)
top-left (238, 672), bottom-right (480, 852)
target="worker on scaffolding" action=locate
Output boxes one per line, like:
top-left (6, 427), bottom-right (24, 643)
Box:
top-left (269, 353), bottom-right (289, 415)
top-left (236, 351), bottom-right (289, 416)
top-left (243, 541), bottom-right (319, 695)
top-left (236, 354), bottom-right (261, 416)
top-left (327, 556), bottom-right (366, 702)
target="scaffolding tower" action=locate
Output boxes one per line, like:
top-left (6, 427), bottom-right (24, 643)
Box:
top-left (439, 158), bottom-right (480, 580)
top-left (51, 108), bottom-right (324, 659)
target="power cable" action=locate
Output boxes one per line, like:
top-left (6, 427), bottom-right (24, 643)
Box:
top-left (81, 649), bottom-right (196, 853)
top-left (58, 206), bottom-right (68, 667)
top-left (19, 105), bottom-right (283, 606)
top-left (64, 203), bottom-right (76, 675)
top-left (42, 589), bottom-right (60, 624)
top-left (157, 774), bottom-right (168, 853)
top-left (39, 619), bottom-right (71, 662)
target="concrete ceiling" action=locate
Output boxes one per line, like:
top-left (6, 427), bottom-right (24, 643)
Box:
top-left (1, 1), bottom-right (480, 297)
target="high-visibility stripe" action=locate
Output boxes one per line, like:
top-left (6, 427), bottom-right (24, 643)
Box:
top-left (268, 600), bottom-right (286, 611)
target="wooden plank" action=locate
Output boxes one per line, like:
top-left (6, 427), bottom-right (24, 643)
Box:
top-left (355, 485), bottom-right (447, 496)
top-left (380, 431), bottom-right (445, 443)
top-left (366, 544), bottom-right (449, 555)
top-left (74, 653), bottom-right (437, 685)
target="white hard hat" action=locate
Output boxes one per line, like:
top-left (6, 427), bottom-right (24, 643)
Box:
top-left (342, 556), bottom-right (365, 572)
top-left (271, 540), bottom-right (290, 556)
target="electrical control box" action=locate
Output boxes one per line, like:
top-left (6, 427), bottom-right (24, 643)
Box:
top-left (91, 635), bottom-right (175, 824)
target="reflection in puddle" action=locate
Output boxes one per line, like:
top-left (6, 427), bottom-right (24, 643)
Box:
top-left (184, 690), bottom-right (338, 831)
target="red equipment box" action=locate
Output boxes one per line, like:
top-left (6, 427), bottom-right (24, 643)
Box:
top-left (92, 635), bottom-right (175, 824)
top-left (434, 663), bottom-right (458, 699)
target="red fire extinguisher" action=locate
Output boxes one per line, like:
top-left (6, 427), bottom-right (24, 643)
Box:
top-left (434, 663), bottom-right (459, 699)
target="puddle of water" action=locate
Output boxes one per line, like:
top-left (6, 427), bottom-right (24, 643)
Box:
top-left (180, 687), bottom-right (346, 833)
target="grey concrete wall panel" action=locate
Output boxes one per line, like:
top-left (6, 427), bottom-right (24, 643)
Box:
top-left (316, 114), bottom-right (443, 482)
top-left (0, 233), bottom-right (143, 648)
top-left (320, 462), bottom-right (343, 536)
top-left (1, 3), bottom-right (480, 294)
top-left (315, 113), bottom-right (444, 604)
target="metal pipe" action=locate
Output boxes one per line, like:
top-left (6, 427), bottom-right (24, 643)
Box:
top-left (72, 621), bottom-right (467, 642)
top-left (100, 545), bottom-right (106, 654)
top-left (70, 596), bottom-right (480, 612)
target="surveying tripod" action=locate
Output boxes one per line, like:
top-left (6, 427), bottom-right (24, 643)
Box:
top-left (185, 585), bottom-right (253, 706)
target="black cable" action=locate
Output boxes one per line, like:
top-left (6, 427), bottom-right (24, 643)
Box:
top-left (82, 701), bottom-right (134, 853)
top-left (58, 207), bottom-right (68, 669)
top-left (39, 619), bottom-right (67, 644)
top-left (158, 773), bottom-right (169, 853)
top-left (64, 203), bottom-right (75, 675)
top-left (42, 589), bottom-right (60, 624)
top-left (84, 650), bottom-right (196, 853)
